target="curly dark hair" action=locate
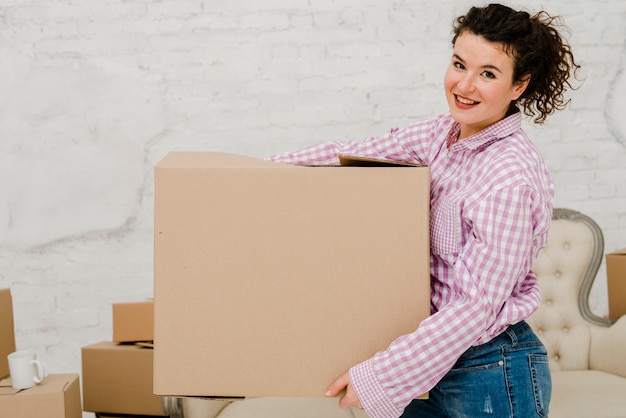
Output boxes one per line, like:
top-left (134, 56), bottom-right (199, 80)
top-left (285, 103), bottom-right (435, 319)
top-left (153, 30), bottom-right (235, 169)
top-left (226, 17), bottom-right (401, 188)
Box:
top-left (452, 3), bottom-right (582, 124)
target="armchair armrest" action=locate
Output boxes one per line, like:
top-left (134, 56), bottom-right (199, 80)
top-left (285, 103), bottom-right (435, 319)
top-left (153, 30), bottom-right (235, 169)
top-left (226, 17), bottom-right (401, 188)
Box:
top-left (184, 398), bottom-right (233, 418)
top-left (589, 315), bottom-right (626, 377)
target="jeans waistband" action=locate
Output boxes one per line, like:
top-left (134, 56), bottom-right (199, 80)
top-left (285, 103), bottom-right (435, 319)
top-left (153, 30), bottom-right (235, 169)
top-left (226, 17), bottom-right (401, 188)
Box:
top-left (458, 320), bottom-right (538, 362)
top-left (495, 320), bottom-right (532, 346)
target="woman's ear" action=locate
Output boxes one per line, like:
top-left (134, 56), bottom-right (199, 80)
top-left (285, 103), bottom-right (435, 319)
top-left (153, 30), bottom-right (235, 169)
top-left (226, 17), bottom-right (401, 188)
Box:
top-left (512, 74), bottom-right (531, 100)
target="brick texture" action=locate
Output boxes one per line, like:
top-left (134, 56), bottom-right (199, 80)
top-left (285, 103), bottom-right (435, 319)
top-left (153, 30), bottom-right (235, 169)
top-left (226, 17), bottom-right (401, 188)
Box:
top-left (0, 2), bottom-right (624, 415)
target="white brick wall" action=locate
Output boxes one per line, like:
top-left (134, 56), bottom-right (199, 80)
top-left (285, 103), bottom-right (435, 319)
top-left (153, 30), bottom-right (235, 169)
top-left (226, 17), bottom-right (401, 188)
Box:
top-left (0, 1), bottom-right (624, 415)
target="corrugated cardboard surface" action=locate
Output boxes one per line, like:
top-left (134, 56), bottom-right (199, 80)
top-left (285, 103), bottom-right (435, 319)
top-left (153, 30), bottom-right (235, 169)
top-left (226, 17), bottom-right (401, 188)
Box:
top-left (606, 248), bottom-right (626, 319)
top-left (0, 288), bottom-right (16, 379)
top-left (82, 341), bottom-right (165, 416)
top-left (112, 300), bottom-right (154, 343)
top-left (153, 152), bottom-right (431, 398)
top-left (0, 373), bottom-right (81, 418)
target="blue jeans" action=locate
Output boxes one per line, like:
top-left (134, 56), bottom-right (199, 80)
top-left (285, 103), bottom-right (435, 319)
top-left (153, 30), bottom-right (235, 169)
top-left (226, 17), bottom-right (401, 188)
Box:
top-left (401, 321), bottom-right (551, 418)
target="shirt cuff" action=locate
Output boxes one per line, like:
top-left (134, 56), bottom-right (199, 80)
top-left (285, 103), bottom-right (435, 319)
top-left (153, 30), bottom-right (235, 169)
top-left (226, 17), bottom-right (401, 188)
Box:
top-left (350, 358), bottom-right (404, 418)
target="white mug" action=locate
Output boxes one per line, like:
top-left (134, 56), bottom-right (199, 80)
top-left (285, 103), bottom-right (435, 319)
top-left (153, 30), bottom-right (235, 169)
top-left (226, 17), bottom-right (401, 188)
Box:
top-left (7, 350), bottom-right (46, 390)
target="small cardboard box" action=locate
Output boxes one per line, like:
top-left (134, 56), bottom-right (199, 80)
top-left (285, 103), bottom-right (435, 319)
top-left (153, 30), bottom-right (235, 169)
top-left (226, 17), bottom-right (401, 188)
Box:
top-left (82, 341), bottom-right (166, 416)
top-left (153, 152), bottom-right (431, 398)
top-left (112, 300), bottom-right (154, 343)
top-left (0, 373), bottom-right (82, 418)
top-left (606, 248), bottom-right (626, 319)
top-left (0, 288), bottom-right (16, 379)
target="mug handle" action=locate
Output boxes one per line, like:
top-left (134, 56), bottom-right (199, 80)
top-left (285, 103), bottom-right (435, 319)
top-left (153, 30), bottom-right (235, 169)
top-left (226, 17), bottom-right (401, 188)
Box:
top-left (31, 359), bottom-right (46, 384)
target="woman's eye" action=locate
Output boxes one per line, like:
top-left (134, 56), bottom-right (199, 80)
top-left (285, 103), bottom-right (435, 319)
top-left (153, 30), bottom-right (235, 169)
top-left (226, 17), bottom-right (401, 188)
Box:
top-left (482, 71), bottom-right (496, 79)
top-left (454, 61), bottom-right (465, 70)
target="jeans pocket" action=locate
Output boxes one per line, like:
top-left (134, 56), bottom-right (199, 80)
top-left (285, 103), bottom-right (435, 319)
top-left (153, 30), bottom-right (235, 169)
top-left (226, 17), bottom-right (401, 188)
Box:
top-left (529, 353), bottom-right (552, 417)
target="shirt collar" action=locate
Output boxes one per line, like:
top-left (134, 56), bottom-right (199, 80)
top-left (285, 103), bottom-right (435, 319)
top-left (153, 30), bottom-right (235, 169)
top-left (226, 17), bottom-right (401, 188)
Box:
top-left (446, 111), bottom-right (522, 151)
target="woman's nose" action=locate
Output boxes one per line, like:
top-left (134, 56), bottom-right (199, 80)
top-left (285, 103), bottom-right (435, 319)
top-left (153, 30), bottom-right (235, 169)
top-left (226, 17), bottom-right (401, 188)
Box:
top-left (457, 74), bottom-right (475, 92)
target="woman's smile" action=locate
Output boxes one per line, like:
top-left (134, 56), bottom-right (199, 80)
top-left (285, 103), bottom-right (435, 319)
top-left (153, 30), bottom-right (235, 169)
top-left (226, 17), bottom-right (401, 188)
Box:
top-left (454, 95), bottom-right (480, 107)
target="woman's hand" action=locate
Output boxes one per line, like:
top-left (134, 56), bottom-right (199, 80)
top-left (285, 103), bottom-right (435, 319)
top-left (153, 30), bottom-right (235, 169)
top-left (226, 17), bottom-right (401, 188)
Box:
top-left (325, 371), bottom-right (364, 410)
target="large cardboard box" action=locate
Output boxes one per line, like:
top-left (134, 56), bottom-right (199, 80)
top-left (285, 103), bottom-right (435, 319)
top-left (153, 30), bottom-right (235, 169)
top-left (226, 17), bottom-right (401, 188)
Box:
top-left (82, 341), bottom-right (166, 416)
top-left (0, 373), bottom-right (81, 418)
top-left (153, 152), bottom-right (431, 398)
top-left (112, 300), bottom-right (154, 343)
top-left (606, 248), bottom-right (626, 319)
top-left (0, 288), bottom-right (16, 379)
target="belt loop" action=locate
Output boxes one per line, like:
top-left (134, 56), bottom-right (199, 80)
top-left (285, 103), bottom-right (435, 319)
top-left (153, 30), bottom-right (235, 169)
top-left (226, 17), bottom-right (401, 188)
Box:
top-left (505, 325), bottom-right (518, 347)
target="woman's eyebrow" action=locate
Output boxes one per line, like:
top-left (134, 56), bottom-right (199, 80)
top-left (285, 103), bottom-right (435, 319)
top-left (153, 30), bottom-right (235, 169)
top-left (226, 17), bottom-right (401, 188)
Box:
top-left (452, 53), bottom-right (503, 74)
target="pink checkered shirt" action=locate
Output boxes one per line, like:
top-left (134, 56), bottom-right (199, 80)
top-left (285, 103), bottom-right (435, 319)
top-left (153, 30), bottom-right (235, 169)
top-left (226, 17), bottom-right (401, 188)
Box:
top-left (268, 112), bottom-right (554, 418)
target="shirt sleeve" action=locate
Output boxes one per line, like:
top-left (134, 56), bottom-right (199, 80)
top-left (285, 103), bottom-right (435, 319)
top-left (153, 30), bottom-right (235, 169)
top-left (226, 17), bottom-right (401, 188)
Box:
top-left (266, 120), bottom-right (439, 166)
top-left (350, 184), bottom-right (540, 418)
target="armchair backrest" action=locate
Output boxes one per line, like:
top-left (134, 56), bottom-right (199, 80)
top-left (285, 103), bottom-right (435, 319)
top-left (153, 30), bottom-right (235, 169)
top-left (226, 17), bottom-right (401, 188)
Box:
top-left (527, 208), bottom-right (611, 372)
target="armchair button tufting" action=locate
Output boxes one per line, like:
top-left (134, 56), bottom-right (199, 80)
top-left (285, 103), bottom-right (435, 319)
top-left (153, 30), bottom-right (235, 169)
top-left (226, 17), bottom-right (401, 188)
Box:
top-left (563, 327), bottom-right (569, 332)
top-left (546, 299), bottom-right (553, 306)
top-left (555, 270), bottom-right (562, 278)
top-left (563, 242), bottom-right (570, 250)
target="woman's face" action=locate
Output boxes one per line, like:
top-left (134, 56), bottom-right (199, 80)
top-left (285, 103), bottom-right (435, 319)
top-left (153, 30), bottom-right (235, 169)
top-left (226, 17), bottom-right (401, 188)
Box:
top-left (444, 31), bottom-right (528, 139)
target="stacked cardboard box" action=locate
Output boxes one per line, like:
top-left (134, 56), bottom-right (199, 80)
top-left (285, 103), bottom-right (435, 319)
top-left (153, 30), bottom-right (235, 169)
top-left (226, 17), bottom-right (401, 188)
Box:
top-left (112, 300), bottom-right (154, 343)
top-left (82, 299), bottom-right (168, 417)
top-left (606, 248), bottom-right (626, 320)
top-left (0, 288), bottom-right (16, 379)
top-left (0, 288), bottom-right (82, 418)
top-left (153, 152), bottom-right (432, 398)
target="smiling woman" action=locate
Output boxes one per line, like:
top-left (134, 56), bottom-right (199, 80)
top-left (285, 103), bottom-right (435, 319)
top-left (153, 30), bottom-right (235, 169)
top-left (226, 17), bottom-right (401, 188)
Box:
top-left (267, 3), bottom-right (580, 418)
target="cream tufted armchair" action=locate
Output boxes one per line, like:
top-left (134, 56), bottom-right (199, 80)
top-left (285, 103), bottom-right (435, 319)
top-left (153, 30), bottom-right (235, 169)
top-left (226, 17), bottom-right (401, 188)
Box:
top-left (527, 208), bottom-right (626, 418)
top-left (168, 208), bottom-right (626, 418)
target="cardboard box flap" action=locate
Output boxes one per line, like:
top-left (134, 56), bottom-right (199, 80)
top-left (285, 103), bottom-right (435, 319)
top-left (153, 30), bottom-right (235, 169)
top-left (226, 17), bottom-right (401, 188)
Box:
top-left (135, 342), bottom-right (154, 348)
top-left (338, 155), bottom-right (424, 167)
